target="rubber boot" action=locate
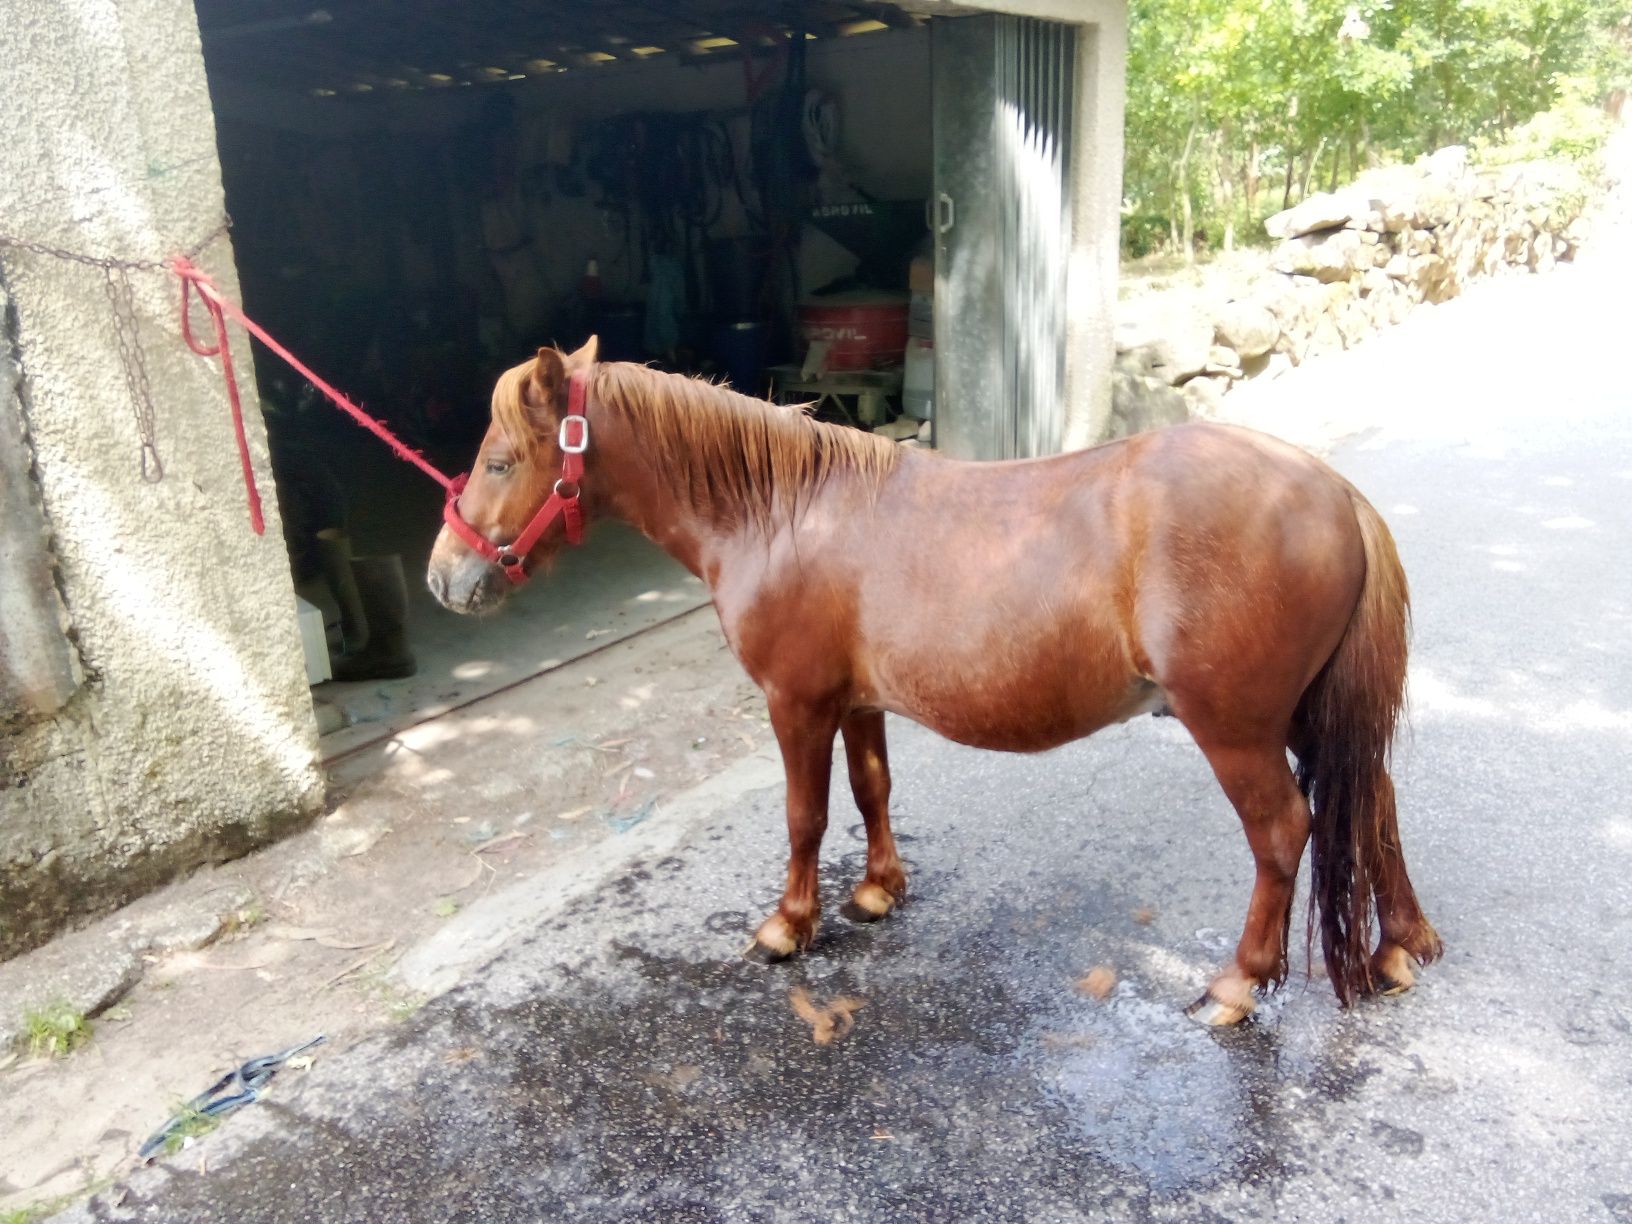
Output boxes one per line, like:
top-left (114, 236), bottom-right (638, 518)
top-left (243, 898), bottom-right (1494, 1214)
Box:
top-left (331, 554), bottom-right (417, 681)
top-left (315, 528), bottom-right (370, 655)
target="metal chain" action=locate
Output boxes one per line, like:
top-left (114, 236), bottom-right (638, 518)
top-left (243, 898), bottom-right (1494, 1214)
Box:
top-left (0, 233), bottom-right (170, 274)
top-left (103, 265), bottom-right (162, 480)
top-left (0, 218), bottom-right (231, 483)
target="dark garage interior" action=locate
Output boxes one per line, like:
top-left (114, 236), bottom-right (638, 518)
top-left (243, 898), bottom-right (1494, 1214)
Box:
top-left (191, 1), bottom-right (943, 751)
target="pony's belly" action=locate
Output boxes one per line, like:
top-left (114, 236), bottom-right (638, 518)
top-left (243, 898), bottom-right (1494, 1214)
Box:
top-left (871, 664), bottom-right (1159, 754)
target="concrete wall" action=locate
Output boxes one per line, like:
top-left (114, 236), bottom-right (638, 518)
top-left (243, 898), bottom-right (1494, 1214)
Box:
top-left (0, 0), bottom-right (325, 960)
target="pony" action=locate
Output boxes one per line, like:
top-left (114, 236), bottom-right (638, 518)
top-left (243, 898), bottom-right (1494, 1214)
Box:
top-left (428, 338), bottom-right (1442, 1023)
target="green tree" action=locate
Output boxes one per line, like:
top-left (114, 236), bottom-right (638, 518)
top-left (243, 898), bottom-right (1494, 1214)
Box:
top-left (1124, 0), bottom-right (1632, 260)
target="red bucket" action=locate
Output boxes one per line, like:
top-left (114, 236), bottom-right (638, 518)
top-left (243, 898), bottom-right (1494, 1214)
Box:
top-left (797, 294), bottom-right (909, 371)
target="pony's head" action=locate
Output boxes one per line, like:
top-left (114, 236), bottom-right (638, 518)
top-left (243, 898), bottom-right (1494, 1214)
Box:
top-left (427, 337), bottom-right (597, 614)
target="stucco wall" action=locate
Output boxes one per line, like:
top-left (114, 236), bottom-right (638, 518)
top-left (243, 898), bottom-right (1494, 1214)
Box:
top-left (0, 0), bottom-right (324, 960)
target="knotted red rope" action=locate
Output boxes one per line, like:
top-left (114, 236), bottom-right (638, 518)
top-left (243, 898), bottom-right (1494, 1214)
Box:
top-left (176, 259), bottom-right (264, 533)
top-left (173, 256), bottom-right (455, 535)
top-left (171, 255), bottom-right (584, 582)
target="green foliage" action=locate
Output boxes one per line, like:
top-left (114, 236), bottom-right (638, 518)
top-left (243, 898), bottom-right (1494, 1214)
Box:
top-left (20, 1001), bottom-right (91, 1060)
top-left (161, 1101), bottom-right (221, 1155)
top-left (1475, 96), bottom-right (1616, 171)
top-left (1125, 0), bottom-right (1632, 259)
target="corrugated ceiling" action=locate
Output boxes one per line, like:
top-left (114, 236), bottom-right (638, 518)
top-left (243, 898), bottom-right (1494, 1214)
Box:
top-left (193, 0), bottom-right (938, 97)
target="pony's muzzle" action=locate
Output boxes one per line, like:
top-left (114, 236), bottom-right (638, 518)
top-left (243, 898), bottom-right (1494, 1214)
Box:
top-left (427, 527), bottom-right (512, 615)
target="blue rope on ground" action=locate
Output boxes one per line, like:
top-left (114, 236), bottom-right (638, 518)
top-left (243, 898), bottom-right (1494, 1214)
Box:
top-left (138, 1035), bottom-right (327, 1162)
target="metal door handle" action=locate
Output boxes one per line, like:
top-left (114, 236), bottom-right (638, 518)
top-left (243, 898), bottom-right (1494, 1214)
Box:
top-left (936, 192), bottom-right (955, 234)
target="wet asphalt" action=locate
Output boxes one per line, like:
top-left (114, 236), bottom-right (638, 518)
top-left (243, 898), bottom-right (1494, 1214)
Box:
top-left (66, 262), bottom-right (1632, 1223)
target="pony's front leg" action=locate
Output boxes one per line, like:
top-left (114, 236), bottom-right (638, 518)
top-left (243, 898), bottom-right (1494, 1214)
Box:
top-left (745, 697), bottom-right (840, 962)
top-left (837, 710), bottom-right (907, 923)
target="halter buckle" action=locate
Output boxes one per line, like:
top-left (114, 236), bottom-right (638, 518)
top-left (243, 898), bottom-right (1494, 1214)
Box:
top-left (559, 414), bottom-right (589, 454)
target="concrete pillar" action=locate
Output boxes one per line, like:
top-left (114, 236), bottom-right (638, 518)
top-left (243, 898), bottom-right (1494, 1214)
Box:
top-left (965, 0), bottom-right (1126, 449)
top-left (0, 0), bottom-right (323, 959)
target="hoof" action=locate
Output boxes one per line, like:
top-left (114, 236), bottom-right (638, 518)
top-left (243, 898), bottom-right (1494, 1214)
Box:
top-left (840, 899), bottom-right (883, 924)
top-left (1185, 990), bottom-right (1255, 1027)
top-left (744, 913), bottom-right (806, 963)
top-left (840, 882), bottom-right (896, 924)
top-left (743, 939), bottom-right (795, 964)
top-left (1373, 945), bottom-right (1417, 995)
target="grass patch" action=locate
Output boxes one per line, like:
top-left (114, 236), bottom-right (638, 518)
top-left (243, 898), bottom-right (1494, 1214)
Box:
top-left (20, 1001), bottom-right (91, 1060)
top-left (0, 1171), bottom-right (117, 1222)
top-left (357, 963), bottom-right (425, 1023)
top-left (160, 1100), bottom-right (221, 1156)
top-left (221, 901), bottom-right (268, 939)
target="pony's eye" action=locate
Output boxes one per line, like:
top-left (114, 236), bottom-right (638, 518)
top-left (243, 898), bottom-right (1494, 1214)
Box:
top-left (485, 459), bottom-right (513, 476)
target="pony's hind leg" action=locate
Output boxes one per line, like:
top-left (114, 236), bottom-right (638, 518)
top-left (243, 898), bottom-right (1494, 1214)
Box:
top-left (745, 696), bottom-right (840, 963)
top-left (1367, 793), bottom-right (1443, 993)
top-left (837, 711), bottom-right (907, 923)
top-left (1187, 741), bottom-right (1312, 1026)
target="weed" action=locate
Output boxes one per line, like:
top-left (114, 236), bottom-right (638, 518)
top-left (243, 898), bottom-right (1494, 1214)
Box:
top-left (0, 1170), bottom-right (116, 1222)
top-left (20, 1002), bottom-right (91, 1060)
top-left (432, 898), bottom-right (459, 919)
top-left (160, 1100), bottom-right (220, 1156)
top-left (357, 963), bottom-right (424, 1022)
top-left (223, 901), bottom-right (267, 937)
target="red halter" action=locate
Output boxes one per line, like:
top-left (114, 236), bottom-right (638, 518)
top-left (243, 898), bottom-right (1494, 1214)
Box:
top-left (441, 370), bottom-right (590, 585)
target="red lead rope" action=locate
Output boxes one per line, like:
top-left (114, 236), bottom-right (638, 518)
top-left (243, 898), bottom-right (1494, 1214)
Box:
top-left (171, 256), bottom-right (584, 583)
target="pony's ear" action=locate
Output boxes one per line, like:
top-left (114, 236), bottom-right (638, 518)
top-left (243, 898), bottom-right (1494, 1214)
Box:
top-left (523, 347), bottom-right (568, 421)
top-left (564, 335), bottom-right (599, 370)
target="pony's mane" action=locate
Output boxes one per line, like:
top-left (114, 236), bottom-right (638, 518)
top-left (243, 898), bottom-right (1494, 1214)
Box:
top-left (492, 362), bottom-right (541, 458)
top-left (512, 362), bottom-right (900, 527)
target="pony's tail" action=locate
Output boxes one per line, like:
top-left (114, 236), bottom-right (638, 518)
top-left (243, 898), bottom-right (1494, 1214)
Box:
top-left (1294, 489), bottom-right (1441, 1006)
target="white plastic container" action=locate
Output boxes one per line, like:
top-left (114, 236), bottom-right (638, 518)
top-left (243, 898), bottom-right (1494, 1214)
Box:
top-left (902, 335), bottom-right (934, 420)
top-left (296, 595), bottom-right (332, 685)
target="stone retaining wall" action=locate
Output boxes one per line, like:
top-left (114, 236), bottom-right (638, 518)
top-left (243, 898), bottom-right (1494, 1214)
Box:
top-left (1111, 146), bottom-right (1592, 436)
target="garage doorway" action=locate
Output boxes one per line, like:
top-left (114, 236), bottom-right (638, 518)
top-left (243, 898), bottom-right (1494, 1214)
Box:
top-left (190, 1), bottom-right (1079, 755)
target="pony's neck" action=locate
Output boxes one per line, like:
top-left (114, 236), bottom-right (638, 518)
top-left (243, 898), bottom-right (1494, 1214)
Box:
top-left (579, 363), bottom-right (899, 583)
top-left (582, 371), bottom-right (763, 581)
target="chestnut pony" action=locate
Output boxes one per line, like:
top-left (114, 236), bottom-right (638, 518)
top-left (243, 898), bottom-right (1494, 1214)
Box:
top-left (428, 339), bottom-right (1441, 1023)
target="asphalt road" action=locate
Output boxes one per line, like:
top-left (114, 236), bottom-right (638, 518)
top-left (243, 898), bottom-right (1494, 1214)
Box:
top-left (67, 253), bottom-right (1632, 1222)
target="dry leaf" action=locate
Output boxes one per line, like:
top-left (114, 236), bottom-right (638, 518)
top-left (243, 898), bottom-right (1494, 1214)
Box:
top-left (789, 987), bottom-right (867, 1045)
top-left (448, 856), bottom-right (488, 893)
top-left (1076, 966), bottom-right (1117, 1000)
top-left (195, 953), bottom-right (281, 971)
top-left (339, 826), bottom-right (391, 857)
top-left (1040, 1032), bottom-right (1097, 1050)
top-left (265, 925), bottom-right (337, 943)
top-left (315, 934), bottom-right (384, 951)
top-left (320, 940), bottom-right (396, 990)
top-left (473, 831), bottom-right (527, 855)
top-left (639, 1064), bottom-right (702, 1090)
